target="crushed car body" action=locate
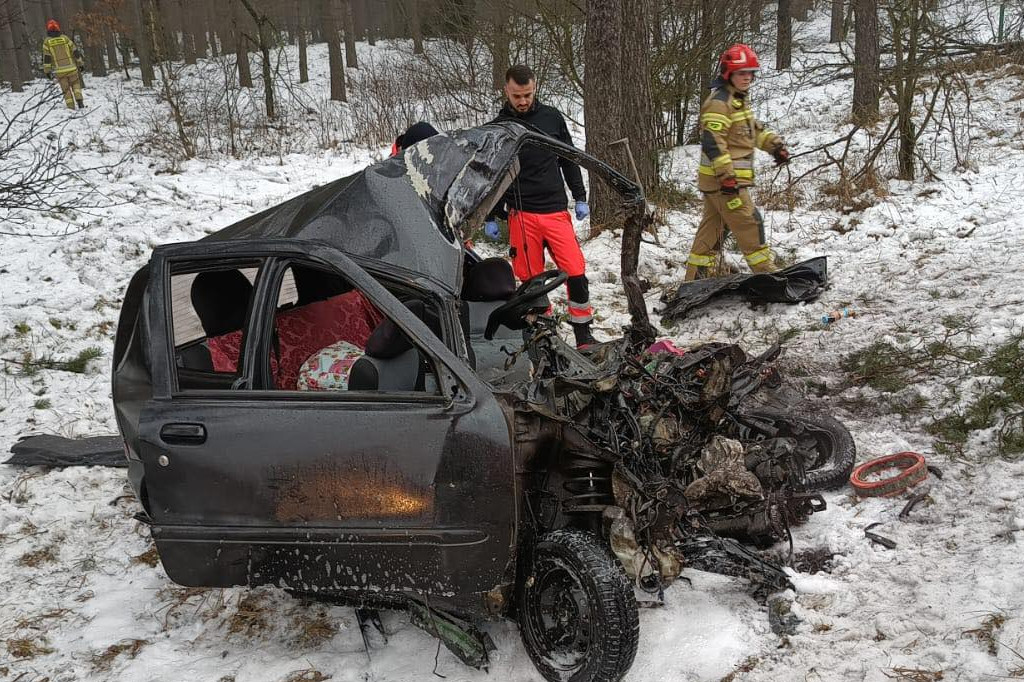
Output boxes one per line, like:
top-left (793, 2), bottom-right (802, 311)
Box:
top-left (112, 121), bottom-right (854, 682)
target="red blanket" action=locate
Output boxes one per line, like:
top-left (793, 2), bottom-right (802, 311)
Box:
top-left (208, 291), bottom-right (383, 389)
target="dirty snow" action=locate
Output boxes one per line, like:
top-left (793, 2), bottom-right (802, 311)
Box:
top-left (3, 17), bottom-right (1024, 682)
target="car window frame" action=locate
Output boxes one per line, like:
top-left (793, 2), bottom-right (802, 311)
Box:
top-left (149, 239), bottom-right (472, 405)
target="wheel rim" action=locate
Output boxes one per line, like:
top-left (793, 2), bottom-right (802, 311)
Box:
top-left (525, 558), bottom-right (593, 671)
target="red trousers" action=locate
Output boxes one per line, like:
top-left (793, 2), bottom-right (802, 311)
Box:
top-left (507, 209), bottom-right (592, 323)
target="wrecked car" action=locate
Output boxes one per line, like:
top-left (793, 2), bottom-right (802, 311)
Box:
top-left (112, 122), bottom-right (855, 682)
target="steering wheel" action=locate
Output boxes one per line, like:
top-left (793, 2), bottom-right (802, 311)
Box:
top-left (484, 269), bottom-right (568, 340)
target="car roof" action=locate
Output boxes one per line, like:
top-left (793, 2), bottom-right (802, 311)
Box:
top-left (200, 122), bottom-right (532, 294)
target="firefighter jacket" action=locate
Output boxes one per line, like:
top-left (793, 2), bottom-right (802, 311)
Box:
top-left (698, 77), bottom-right (782, 192)
top-left (42, 34), bottom-right (83, 76)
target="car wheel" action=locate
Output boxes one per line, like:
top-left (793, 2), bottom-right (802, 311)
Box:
top-left (517, 529), bottom-right (639, 682)
top-left (732, 410), bottom-right (856, 492)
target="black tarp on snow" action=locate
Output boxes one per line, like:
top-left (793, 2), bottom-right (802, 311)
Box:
top-left (5, 434), bottom-right (126, 467)
top-left (659, 257), bottom-right (828, 322)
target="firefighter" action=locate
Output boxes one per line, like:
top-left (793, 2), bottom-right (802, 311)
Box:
top-left (684, 43), bottom-right (789, 281)
top-left (42, 19), bottom-right (85, 110)
top-left (485, 64), bottom-right (596, 348)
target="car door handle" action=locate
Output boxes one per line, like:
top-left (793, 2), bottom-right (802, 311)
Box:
top-left (160, 423), bottom-right (207, 445)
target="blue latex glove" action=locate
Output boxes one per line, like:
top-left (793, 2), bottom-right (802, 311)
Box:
top-left (484, 219), bottom-right (500, 240)
top-left (575, 201), bottom-right (590, 220)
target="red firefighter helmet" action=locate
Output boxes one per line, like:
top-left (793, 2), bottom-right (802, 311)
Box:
top-left (46, 19), bottom-right (61, 32)
top-left (719, 44), bottom-right (760, 81)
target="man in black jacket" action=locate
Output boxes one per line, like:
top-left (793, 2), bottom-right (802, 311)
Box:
top-left (485, 64), bottom-right (595, 348)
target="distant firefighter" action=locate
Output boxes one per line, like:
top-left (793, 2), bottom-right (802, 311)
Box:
top-left (42, 19), bottom-right (85, 109)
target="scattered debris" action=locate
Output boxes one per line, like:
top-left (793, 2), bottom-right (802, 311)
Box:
top-left (281, 668), bottom-right (331, 682)
top-left (767, 597), bottom-right (800, 635)
top-left (821, 307), bottom-right (856, 325)
top-left (898, 489), bottom-right (932, 521)
top-left (882, 667), bottom-right (944, 681)
top-left (6, 636), bottom-right (54, 659)
top-left (864, 523), bottom-right (897, 550)
top-left (4, 434), bottom-right (126, 468)
top-left (850, 452), bottom-right (928, 497)
top-left (659, 257), bottom-right (827, 322)
top-left (408, 600), bottom-right (495, 670)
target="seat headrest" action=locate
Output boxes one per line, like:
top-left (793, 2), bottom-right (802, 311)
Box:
top-left (365, 300), bottom-right (425, 359)
top-left (292, 266), bottom-right (351, 305)
top-left (463, 257), bottom-right (515, 302)
top-left (191, 270), bottom-right (253, 337)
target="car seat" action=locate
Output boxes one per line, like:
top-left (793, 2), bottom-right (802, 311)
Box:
top-left (183, 270), bottom-right (253, 371)
top-left (348, 301), bottom-right (428, 392)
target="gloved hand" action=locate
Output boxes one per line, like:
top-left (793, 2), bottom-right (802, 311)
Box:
top-left (575, 201), bottom-right (590, 220)
top-left (772, 146), bottom-right (791, 166)
top-left (483, 219), bottom-right (500, 240)
top-left (719, 177), bottom-right (740, 195)
top-left (46, 72), bottom-right (53, 80)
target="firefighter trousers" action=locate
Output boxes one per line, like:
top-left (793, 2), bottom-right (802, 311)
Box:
top-left (507, 209), bottom-right (593, 323)
top-left (56, 71), bottom-right (83, 109)
top-left (684, 188), bottom-right (776, 280)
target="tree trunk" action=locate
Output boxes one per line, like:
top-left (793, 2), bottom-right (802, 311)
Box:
top-left (792, 0), bottom-right (811, 21)
top-left (749, 0), bottom-right (764, 34)
top-left (134, 0), bottom-right (155, 86)
top-left (231, 1), bottom-right (252, 87)
top-left (179, 0), bottom-right (195, 63)
top-left (105, 25), bottom-right (120, 68)
top-left (324, 0), bottom-right (346, 100)
top-left (490, 0), bottom-right (508, 90)
top-left (830, 0), bottom-right (845, 41)
top-left (0, 4), bottom-right (24, 91)
top-left (776, 0), bottom-right (792, 69)
top-left (584, 0), bottom-right (625, 231)
top-left (342, 0), bottom-right (357, 68)
top-left (852, 0), bottom-right (879, 123)
top-left (621, 0), bottom-right (658, 191)
top-left (407, 0), bottom-right (422, 54)
top-left (297, 0), bottom-right (308, 82)
top-left (206, 2), bottom-right (218, 57)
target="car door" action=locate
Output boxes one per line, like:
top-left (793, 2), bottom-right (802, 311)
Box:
top-left (136, 239), bottom-right (516, 613)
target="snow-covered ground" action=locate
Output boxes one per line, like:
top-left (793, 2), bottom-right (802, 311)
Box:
top-left (2, 15), bottom-right (1024, 682)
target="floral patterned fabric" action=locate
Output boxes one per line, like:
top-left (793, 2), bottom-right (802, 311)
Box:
top-left (296, 340), bottom-right (364, 391)
top-left (207, 290), bottom-right (383, 390)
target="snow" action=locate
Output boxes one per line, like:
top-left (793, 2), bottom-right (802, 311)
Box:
top-left (3, 13), bottom-right (1024, 682)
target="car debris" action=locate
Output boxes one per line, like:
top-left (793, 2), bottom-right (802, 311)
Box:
top-left (659, 256), bottom-right (828, 322)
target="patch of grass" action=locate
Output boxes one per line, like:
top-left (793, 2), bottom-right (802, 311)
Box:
top-left (14, 322), bottom-right (30, 335)
top-left (13, 346), bottom-right (103, 375)
top-left (282, 669), bottom-right (331, 682)
top-left (929, 334), bottom-right (1024, 458)
top-left (91, 639), bottom-right (148, 671)
top-left (228, 592), bottom-right (270, 639)
top-left (648, 181), bottom-right (699, 211)
top-left (962, 612), bottom-right (1007, 656)
top-left (292, 610), bottom-right (338, 649)
top-left (720, 656), bottom-right (759, 681)
top-left (33, 399), bottom-right (51, 410)
top-left (6, 637), bottom-right (54, 659)
top-left (882, 668), bottom-right (943, 681)
top-left (17, 545), bottom-right (58, 567)
top-left (131, 545), bottom-right (160, 568)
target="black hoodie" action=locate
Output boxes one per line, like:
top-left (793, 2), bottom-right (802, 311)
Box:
top-left (492, 100), bottom-right (586, 215)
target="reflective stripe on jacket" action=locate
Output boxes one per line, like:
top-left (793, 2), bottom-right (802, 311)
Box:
top-left (697, 79), bottom-right (782, 192)
top-left (42, 35), bottom-right (81, 75)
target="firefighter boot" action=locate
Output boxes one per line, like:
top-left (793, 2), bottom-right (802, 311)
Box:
top-left (76, 98), bottom-right (85, 108)
top-left (571, 321), bottom-right (597, 349)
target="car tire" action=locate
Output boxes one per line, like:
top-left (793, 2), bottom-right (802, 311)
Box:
top-left (517, 529), bottom-right (639, 682)
top-left (732, 410), bottom-right (856, 492)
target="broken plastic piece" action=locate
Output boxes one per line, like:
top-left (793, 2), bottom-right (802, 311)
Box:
top-left (821, 307), bottom-right (856, 325)
top-left (408, 600), bottom-right (495, 671)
